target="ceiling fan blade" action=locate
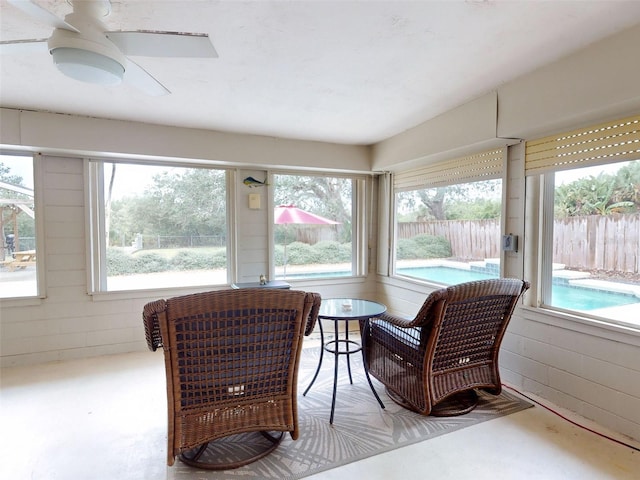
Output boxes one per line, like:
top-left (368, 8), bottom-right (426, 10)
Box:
top-left (106, 31), bottom-right (218, 58)
top-left (0, 38), bottom-right (48, 54)
top-left (7, 0), bottom-right (80, 33)
top-left (124, 58), bottom-right (170, 96)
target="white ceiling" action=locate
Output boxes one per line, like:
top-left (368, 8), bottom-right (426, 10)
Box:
top-left (1, 1), bottom-right (640, 146)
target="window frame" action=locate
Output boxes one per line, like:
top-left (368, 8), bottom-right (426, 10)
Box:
top-left (0, 152), bottom-right (45, 302)
top-left (86, 158), bottom-right (232, 294)
top-left (535, 163), bottom-right (640, 330)
top-left (526, 114), bottom-right (640, 330)
top-left (269, 170), bottom-right (368, 281)
top-left (389, 148), bottom-right (506, 286)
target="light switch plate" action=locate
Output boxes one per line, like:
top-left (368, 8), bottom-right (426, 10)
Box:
top-left (249, 193), bottom-right (261, 209)
top-left (502, 234), bottom-right (518, 252)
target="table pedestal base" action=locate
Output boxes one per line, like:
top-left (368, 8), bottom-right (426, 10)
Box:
top-left (304, 317), bottom-right (385, 424)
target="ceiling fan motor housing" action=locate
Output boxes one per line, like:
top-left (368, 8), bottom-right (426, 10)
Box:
top-left (47, 10), bottom-right (126, 86)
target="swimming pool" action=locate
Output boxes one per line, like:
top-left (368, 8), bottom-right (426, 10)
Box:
top-left (397, 266), bottom-right (640, 311)
top-left (398, 266), bottom-right (495, 284)
top-left (276, 270), bottom-right (352, 280)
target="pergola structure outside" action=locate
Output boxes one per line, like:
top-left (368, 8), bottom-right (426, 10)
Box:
top-left (0, 181), bottom-right (34, 261)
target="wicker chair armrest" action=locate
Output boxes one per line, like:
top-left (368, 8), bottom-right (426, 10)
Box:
top-left (303, 292), bottom-right (322, 336)
top-left (142, 299), bottom-right (167, 351)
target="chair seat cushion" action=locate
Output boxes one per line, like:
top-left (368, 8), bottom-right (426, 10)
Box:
top-left (369, 320), bottom-right (424, 367)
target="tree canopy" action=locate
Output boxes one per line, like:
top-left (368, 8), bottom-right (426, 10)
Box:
top-left (398, 179), bottom-right (502, 221)
top-left (397, 160), bottom-right (639, 222)
top-left (108, 166), bottom-right (226, 245)
top-left (554, 160), bottom-right (639, 218)
top-left (274, 174), bottom-right (352, 243)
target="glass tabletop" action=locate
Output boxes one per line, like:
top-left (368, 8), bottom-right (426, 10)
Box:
top-left (318, 298), bottom-right (387, 320)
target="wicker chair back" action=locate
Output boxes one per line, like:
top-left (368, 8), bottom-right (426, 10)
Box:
top-left (363, 278), bottom-right (529, 415)
top-left (143, 288), bottom-right (321, 467)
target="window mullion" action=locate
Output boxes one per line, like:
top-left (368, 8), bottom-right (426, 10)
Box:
top-left (540, 173), bottom-right (555, 307)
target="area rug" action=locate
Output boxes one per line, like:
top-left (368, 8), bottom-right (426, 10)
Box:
top-left (168, 347), bottom-right (532, 480)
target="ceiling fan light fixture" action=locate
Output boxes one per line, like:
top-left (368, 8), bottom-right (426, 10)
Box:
top-left (51, 47), bottom-right (124, 85)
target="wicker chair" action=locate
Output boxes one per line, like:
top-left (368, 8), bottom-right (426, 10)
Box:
top-left (143, 288), bottom-right (321, 470)
top-left (362, 278), bottom-right (529, 416)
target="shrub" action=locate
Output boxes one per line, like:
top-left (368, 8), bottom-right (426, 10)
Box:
top-left (171, 250), bottom-right (217, 270)
top-left (274, 245), bottom-right (285, 266)
top-left (285, 242), bottom-right (320, 265)
top-left (396, 238), bottom-right (420, 260)
top-left (413, 234), bottom-right (452, 258)
top-left (275, 241), bottom-right (352, 266)
top-left (313, 241), bottom-right (352, 263)
top-left (106, 248), bottom-right (136, 276)
top-left (109, 241), bottom-right (352, 274)
top-left (132, 252), bottom-right (171, 273)
top-left (209, 249), bottom-right (227, 269)
top-left (397, 235), bottom-right (451, 260)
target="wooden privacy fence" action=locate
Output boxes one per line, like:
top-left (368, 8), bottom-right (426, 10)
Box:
top-left (553, 214), bottom-right (639, 274)
top-left (399, 213), bottom-right (640, 274)
top-left (398, 219), bottom-right (500, 260)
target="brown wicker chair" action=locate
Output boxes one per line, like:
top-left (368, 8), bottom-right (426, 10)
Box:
top-left (143, 288), bottom-right (321, 470)
top-left (362, 278), bottom-right (529, 416)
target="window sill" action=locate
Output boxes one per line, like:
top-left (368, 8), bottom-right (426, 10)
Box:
top-left (89, 284), bottom-right (230, 302)
top-left (0, 296), bottom-right (44, 307)
top-left (286, 275), bottom-right (367, 289)
top-left (519, 305), bottom-right (640, 346)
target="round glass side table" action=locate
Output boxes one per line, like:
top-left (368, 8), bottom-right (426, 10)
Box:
top-left (303, 297), bottom-right (387, 424)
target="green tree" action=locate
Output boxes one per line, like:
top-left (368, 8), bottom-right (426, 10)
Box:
top-left (146, 169), bottom-right (226, 236)
top-left (416, 187), bottom-right (447, 220)
top-left (399, 179), bottom-right (501, 221)
top-left (613, 160), bottom-right (640, 206)
top-left (0, 162), bottom-right (23, 185)
top-left (447, 198), bottom-right (501, 220)
top-left (554, 161), bottom-right (638, 218)
top-left (108, 166), bottom-right (226, 246)
top-left (274, 174), bottom-right (352, 243)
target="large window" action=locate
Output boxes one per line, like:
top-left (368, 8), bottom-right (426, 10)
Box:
top-left (87, 160), bottom-right (228, 292)
top-left (392, 149), bottom-right (505, 285)
top-left (272, 173), bottom-right (362, 279)
top-left (0, 153), bottom-right (38, 298)
top-left (527, 115), bottom-right (640, 328)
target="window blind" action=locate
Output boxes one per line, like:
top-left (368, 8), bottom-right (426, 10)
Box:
top-left (525, 114), bottom-right (640, 175)
top-left (393, 148), bottom-right (505, 192)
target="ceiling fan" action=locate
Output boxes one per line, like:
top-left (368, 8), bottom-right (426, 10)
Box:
top-left (0, 0), bottom-right (218, 95)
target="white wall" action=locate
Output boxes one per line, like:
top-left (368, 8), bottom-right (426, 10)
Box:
top-left (498, 24), bottom-right (640, 140)
top-left (372, 91), bottom-right (505, 172)
top-left (235, 168), bottom-right (270, 283)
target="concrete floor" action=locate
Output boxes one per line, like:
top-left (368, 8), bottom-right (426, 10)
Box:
top-left (1, 349), bottom-right (639, 480)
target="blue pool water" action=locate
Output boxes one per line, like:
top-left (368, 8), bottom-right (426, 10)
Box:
top-left (551, 285), bottom-right (638, 310)
top-left (397, 266), bottom-right (640, 311)
top-left (399, 266), bottom-right (495, 285)
top-left (276, 270), bottom-right (351, 280)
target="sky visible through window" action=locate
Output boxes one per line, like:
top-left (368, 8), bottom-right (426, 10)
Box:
top-left (1, 154), bottom-right (33, 189)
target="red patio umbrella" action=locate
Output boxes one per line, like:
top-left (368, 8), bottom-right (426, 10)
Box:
top-left (274, 205), bottom-right (340, 226)
top-left (274, 205), bottom-right (340, 277)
